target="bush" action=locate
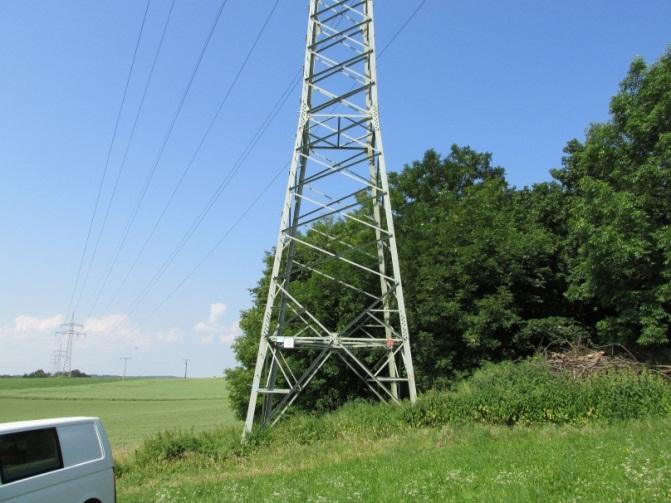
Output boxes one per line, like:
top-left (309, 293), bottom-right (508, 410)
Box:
top-left (133, 427), bottom-right (243, 466)
top-left (405, 359), bottom-right (671, 427)
top-left (125, 359), bottom-right (671, 474)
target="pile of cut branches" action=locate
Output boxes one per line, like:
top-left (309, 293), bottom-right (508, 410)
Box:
top-left (543, 343), bottom-right (651, 378)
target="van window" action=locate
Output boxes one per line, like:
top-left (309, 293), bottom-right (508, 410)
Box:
top-left (0, 428), bottom-right (63, 484)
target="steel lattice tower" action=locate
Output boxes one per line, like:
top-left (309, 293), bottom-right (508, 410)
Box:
top-left (244, 0), bottom-right (416, 435)
top-left (55, 314), bottom-right (85, 376)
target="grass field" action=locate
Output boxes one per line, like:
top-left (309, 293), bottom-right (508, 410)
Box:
top-left (2, 373), bottom-right (670, 501)
top-left (118, 418), bottom-right (671, 502)
top-left (0, 378), bottom-right (238, 453)
top-left (0, 376), bottom-right (120, 391)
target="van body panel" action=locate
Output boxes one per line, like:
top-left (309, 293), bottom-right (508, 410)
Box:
top-left (0, 418), bottom-right (115, 503)
top-left (58, 423), bottom-right (104, 466)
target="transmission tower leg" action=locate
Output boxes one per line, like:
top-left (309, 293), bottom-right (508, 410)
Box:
top-left (244, 336), bottom-right (271, 435)
top-left (369, 156), bottom-right (398, 399)
top-left (366, 0), bottom-right (417, 402)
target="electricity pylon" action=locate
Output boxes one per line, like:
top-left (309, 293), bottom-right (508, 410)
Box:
top-left (49, 343), bottom-right (66, 376)
top-left (244, 0), bottom-right (416, 436)
top-left (55, 314), bottom-right (85, 376)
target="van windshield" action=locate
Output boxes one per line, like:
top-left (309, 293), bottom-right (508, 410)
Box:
top-left (0, 428), bottom-right (63, 484)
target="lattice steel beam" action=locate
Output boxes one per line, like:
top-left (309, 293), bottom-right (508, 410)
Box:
top-left (243, 0), bottom-right (417, 436)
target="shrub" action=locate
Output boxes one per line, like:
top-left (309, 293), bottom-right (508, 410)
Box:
top-left (133, 427), bottom-right (244, 466)
top-left (124, 359), bottom-right (671, 475)
top-left (406, 359), bottom-right (671, 427)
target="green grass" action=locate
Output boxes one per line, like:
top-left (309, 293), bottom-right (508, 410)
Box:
top-left (0, 378), bottom-right (238, 453)
top-left (4, 364), bottom-right (670, 501)
top-left (0, 376), bottom-right (119, 391)
top-left (115, 360), bottom-right (671, 501)
top-left (0, 377), bottom-right (226, 400)
top-left (118, 418), bottom-right (671, 502)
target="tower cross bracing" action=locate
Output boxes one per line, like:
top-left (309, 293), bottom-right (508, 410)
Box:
top-left (244, 0), bottom-right (417, 435)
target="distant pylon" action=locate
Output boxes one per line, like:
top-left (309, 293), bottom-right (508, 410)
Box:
top-left (55, 314), bottom-right (85, 376)
top-left (244, 0), bottom-right (417, 436)
top-left (49, 342), bottom-right (66, 375)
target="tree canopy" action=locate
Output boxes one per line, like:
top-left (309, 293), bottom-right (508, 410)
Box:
top-left (226, 49), bottom-right (671, 418)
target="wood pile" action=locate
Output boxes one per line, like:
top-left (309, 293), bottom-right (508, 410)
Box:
top-left (544, 345), bottom-right (648, 378)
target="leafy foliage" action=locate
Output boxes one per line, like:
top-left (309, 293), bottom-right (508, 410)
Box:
top-left (226, 49), bottom-right (671, 416)
top-left (404, 360), bottom-right (671, 427)
top-left (554, 51), bottom-right (671, 346)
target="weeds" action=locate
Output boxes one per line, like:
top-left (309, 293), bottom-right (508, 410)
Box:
top-left (121, 358), bottom-right (671, 478)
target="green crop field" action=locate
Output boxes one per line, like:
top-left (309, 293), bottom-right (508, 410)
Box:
top-left (0, 378), bottom-right (238, 454)
top-left (0, 376), bottom-right (120, 391)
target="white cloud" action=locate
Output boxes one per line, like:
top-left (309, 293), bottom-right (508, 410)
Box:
top-left (0, 312), bottom-right (188, 375)
top-left (218, 323), bottom-right (242, 345)
top-left (199, 334), bottom-right (215, 345)
top-left (195, 303), bottom-right (241, 345)
top-left (194, 302), bottom-right (227, 333)
top-left (14, 314), bottom-right (64, 332)
top-left (0, 314), bottom-right (64, 349)
top-left (1, 312), bottom-right (183, 351)
top-left (83, 314), bottom-right (127, 334)
top-left (4, 311), bottom-right (185, 349)
top-left (80, 314), bottom-right (183, 349)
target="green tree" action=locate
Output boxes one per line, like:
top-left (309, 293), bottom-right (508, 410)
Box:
top-left (226, 49), bottom-right (671, 419)
top-left (226, 147), bottom-right (575, 415)
top-left (553, 49), bottom-right (671, 346)
top-left (391, 148), bottom-right (575, 389)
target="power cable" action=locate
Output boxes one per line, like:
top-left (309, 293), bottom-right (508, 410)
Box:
top-left (133, 0), bottom-right (429, 324)
top-left (139, 162), bottom-right (288, 327)
top-left (97, 70), bottom-right (299, 340)
top-left (126, 71), bottom-right (300, 318)
top-left (65, 0), bottom-right (151, 318)
top-left (78, 0), bottom-right (177, 317)
top-left (97, 0), bottom-right (282, 316)
top-left (378, 0), bottom-right (427, 56)
top-left (77, 0), bottom-right (230, 316)
top-left (113, 4), bottom-right (357, 318)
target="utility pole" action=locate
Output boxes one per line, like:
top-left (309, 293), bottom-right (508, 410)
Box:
top-left (243, 0), bottom-right (416, 437)
top-left (182, 358), bottom-right (190, 380)
top-left (120, 357), bottom-right (131, 381)
top-left (54, 314), bottom-right (85, 377)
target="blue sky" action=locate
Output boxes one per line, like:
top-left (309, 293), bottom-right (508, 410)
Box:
top-left (0, 0), bottom-right (669, 377)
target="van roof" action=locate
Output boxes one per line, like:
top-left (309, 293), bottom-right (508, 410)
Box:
top-left (0, 417), bottom-right (100, 434)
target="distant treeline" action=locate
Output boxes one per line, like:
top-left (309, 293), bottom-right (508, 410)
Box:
top-left (5, 369), bottom-right (92, 378)
top-left (225, 49), bottom-right (671, 417)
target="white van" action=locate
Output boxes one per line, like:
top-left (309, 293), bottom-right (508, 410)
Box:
top-left (0, 417), bottom-right (115, 503)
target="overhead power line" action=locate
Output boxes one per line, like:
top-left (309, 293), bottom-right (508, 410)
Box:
top-left (134, 0), bottom-right (430, 325)
top-left (80, 0), bottom-right (230, 317)
top-left (77, 0), bottom-right (177, 317)
top-left (65, 0), bottom-right (151, 318)
top-left (100, 71), bottom-right (298, 339)
top-left (138, 162), bottom-right (288, 327)
top-left (126, 71), bottom-right (300, 318)
top-left (97, 0), bottom-right (282, 317)
top-left (379, 0), bottom-right (427, 55)
top-left (113, 4), bottom-right (356, 320)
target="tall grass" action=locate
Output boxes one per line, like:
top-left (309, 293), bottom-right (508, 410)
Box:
top-left (404, 359), bottom-right (671, 427)
top-left (122, 359), bottom-right (671, 475)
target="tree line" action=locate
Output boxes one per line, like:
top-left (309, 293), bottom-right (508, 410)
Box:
top-left (225, 49), bottom-right (671, 417)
